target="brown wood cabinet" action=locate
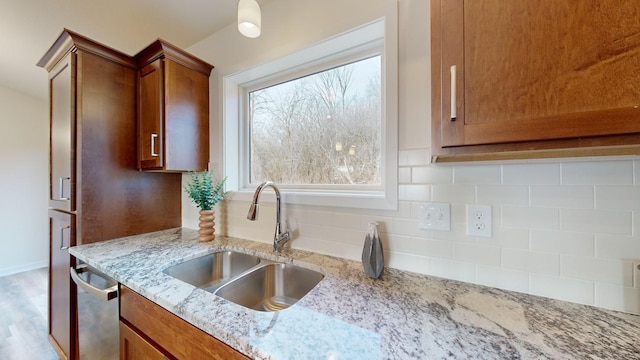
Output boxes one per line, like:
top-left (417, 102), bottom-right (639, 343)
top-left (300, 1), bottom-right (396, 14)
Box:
top-left (431, 0), bottom-right (640, 161)
top-left (134, 40), bottom-right (213, 172)
top-left (120, 286), bottom-right (249, 360)
top-left (38, 29), bottom-right (183, 360)
top-left (48, 55), bottom-right (74, 212)
top-left (48, 209), bottom-right (75, 359)
top-left (120, 321), bottom-right (170, 360)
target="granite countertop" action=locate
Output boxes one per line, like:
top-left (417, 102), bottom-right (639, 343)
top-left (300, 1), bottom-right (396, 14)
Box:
top-left (69, 228), bottom-right (640, 360)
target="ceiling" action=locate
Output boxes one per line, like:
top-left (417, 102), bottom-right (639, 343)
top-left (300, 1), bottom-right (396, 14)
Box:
top-left (0, 0), bottom-right (264, 100)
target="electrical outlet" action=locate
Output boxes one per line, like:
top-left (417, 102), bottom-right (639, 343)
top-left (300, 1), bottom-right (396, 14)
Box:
top-left (467, 204), bottom-right (492, 237)
top-left (634, 262), bottom-right (640, 289)
top-left (419, 202), bottom-right (451, 231)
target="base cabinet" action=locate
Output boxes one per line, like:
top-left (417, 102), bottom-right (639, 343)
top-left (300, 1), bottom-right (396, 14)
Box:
top-left (120, 321), bottom-right (170, 360)
top-left (119, 285), bottom-right (249, 360)
top-left (48, 210), bottom-right (76, 360)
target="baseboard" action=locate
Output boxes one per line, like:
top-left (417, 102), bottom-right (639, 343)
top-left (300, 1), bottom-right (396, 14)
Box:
top-left (0, 261), bottom-right (48, 277)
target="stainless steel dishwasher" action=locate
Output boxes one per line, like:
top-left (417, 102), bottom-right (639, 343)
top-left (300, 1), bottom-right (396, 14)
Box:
top-left (70, 263), bottom-right (119, 360)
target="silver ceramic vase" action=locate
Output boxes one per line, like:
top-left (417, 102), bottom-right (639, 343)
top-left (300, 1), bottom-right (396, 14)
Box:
top-left (362, 222), bottom-right (384, 279)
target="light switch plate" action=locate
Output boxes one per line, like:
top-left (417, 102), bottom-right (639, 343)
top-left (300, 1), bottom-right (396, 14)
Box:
top-left (419, 203), bottom-right (451, 231)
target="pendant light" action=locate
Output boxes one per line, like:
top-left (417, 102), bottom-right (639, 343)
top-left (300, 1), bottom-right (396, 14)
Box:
top-left (238, 0), bottom-right (261, 38)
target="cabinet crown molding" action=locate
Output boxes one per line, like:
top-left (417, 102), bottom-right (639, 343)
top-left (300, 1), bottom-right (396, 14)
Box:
top-left (133, 39), bottom-right (214, 76)
top-left (37, 28), bottom-right (136, 71)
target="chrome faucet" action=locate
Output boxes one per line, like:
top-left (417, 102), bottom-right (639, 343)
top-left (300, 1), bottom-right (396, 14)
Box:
top-left (247, 181), bottom-right (291, 252)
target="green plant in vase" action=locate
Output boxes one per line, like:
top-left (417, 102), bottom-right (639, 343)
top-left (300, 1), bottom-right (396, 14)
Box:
top-left (184, 171), bottom-right (230, 241)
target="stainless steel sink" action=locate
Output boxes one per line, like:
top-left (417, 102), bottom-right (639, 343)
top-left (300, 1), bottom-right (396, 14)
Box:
top-left (163, 251), bottom-right (260, 291)
top-left (164, 250), bottom-right (324, 311)
top-left (215, 263), bottom-right (324, 312)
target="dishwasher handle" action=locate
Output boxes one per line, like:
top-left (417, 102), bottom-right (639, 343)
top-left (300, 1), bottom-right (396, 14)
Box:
top-left (70, 265), bottom-right (118, 301)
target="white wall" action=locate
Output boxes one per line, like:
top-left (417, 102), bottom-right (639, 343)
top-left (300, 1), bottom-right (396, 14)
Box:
top-left (0, 85), bottom-right (48, 276)
top-left (185, 0), bottom-right (640, 315)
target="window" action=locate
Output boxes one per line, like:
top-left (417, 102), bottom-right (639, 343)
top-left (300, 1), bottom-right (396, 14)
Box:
top-left (224, 16), bottom-right (397, 209)
top-left (249, 55), bottom-right (382, 187)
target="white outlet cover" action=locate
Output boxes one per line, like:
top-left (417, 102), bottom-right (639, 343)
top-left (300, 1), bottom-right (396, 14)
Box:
top-left (419, 203), bottom-right (451, 231)
top-left (634, 262), bottom-right (640, 289)
top-left (467, 204), bottom-right (492, 237)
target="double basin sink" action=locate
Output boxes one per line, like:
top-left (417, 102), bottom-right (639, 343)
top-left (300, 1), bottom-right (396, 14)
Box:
top-left (163, 251), bottom-right (324, 312)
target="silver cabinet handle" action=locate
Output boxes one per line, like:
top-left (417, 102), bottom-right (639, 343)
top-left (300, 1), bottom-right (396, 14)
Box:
top-left (70, 265), bottom-right (118, 301)
top-left (58, 177), bottom-right (70, 200)
top-left (59, 225), bottom-right (70, 250)
top-left (450, 65), bottom-right (457, 120)
top-left (151, 133), bottom-right (159, 157)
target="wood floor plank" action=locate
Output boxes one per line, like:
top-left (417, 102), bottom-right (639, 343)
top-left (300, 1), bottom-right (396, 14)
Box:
top-left (0, 267), bottom-right (59, 360)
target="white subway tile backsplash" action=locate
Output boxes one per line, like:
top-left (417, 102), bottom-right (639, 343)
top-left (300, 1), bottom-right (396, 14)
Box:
top-left (595, 234), bottom-right (640, 259)
top-left (502, 248), bottom-right (560, 275)
top-left (530, 274), bottom-right (594, 306)
top-left (503, 163), bottom-right (561, 185)
top-left (391, 217), bottom-right (425, 238)
top-left (453, 242), bottom-right (501, 267)
top-left (213, 152), bottom-right (640, 314)
top-left (531, 230), bottom-right (595, 257)
top-left (595, 185), bottom-right (640, 210)
top-left (530, 185), bottom-right (594, 209)
top-left (324, 227), bottom-right (368, 248)
top-left (430, 258), bottom-right (476, 283)
top-left (386, 251), bottom-right (430, 274)
top-left (398, 167), bottom-right (411, 184)
top-left (385, 234), bottom-right (452, 259)
top-left (287, 207), bottom-right (335, 226)
top-left (295, 236), bottom-right (362, 261)
top-left (412, 165), bottom-right (454, 184)
top-left (477, 185), bottom-right (529, 206)
top-left (431, 184), bottom-right (475, 204)
top-left (562, 161), bottom-right (633, 185)
top-left (562, 256), bottom-right (633, 287)
top-left (476, 265), bottom-right (529, 294)
top-left (330, 212), bottom-right (364, 230)
top-left (502, 206), bottom-right (560, 230)
top-left (561, 209), bottom-right (632, 235)
top-left (398, 148), bottom-right (431, 166)
top-left (483, 227), bottom-right (530, 250)
top-left (398, 184), bottom-right (430, 202)
top-left (454, 165), bottom-right (502, 184)
top-left (595, 283), bottom-right (640, 314)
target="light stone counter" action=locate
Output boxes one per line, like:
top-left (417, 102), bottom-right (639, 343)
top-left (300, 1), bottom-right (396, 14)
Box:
top-left (69, 228), bottom-right (640, 359)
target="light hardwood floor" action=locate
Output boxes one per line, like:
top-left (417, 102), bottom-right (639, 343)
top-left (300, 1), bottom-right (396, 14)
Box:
top-left (0, 267), bottom-right (58, 360)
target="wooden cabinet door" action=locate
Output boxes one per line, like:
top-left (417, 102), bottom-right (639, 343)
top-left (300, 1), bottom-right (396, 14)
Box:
top-left (164, 59), bottom-right (210, 172)
top-left (120, 321), bottom-right (171, 360)
top-left (138, 59), bottom-right (164, 170)
top-left (120, 286), bottom-right (249, 360)
top-left (49, 54), bottom-right (75, 211)
top-left (48, 209), bottom-right (76, 360)
top-left (433, 0), bottom-right (640, 156)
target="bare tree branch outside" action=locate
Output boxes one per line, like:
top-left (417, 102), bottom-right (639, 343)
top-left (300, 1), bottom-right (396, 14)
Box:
top-left (249, 55), bottom-right (382, 185)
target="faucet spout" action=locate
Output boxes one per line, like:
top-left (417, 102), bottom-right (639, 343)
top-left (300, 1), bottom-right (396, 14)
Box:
top-left (246, 181), bottom-right (290, 252)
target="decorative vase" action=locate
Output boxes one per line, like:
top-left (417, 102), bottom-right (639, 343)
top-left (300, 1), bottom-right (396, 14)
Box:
top-left (362, 222), bottom-right (384, 279)
top-left (198, 209), bottom-right (215, 242)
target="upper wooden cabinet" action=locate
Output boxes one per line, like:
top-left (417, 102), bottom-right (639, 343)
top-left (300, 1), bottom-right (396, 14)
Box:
top-left (134, 40), bottom-right (214, 172)
top-left (431, 0), bottom-right (640, 161)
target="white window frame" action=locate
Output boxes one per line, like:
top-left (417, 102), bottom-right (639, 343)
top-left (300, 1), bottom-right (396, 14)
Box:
top-left (223, 16), bottom-right (398, 210)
